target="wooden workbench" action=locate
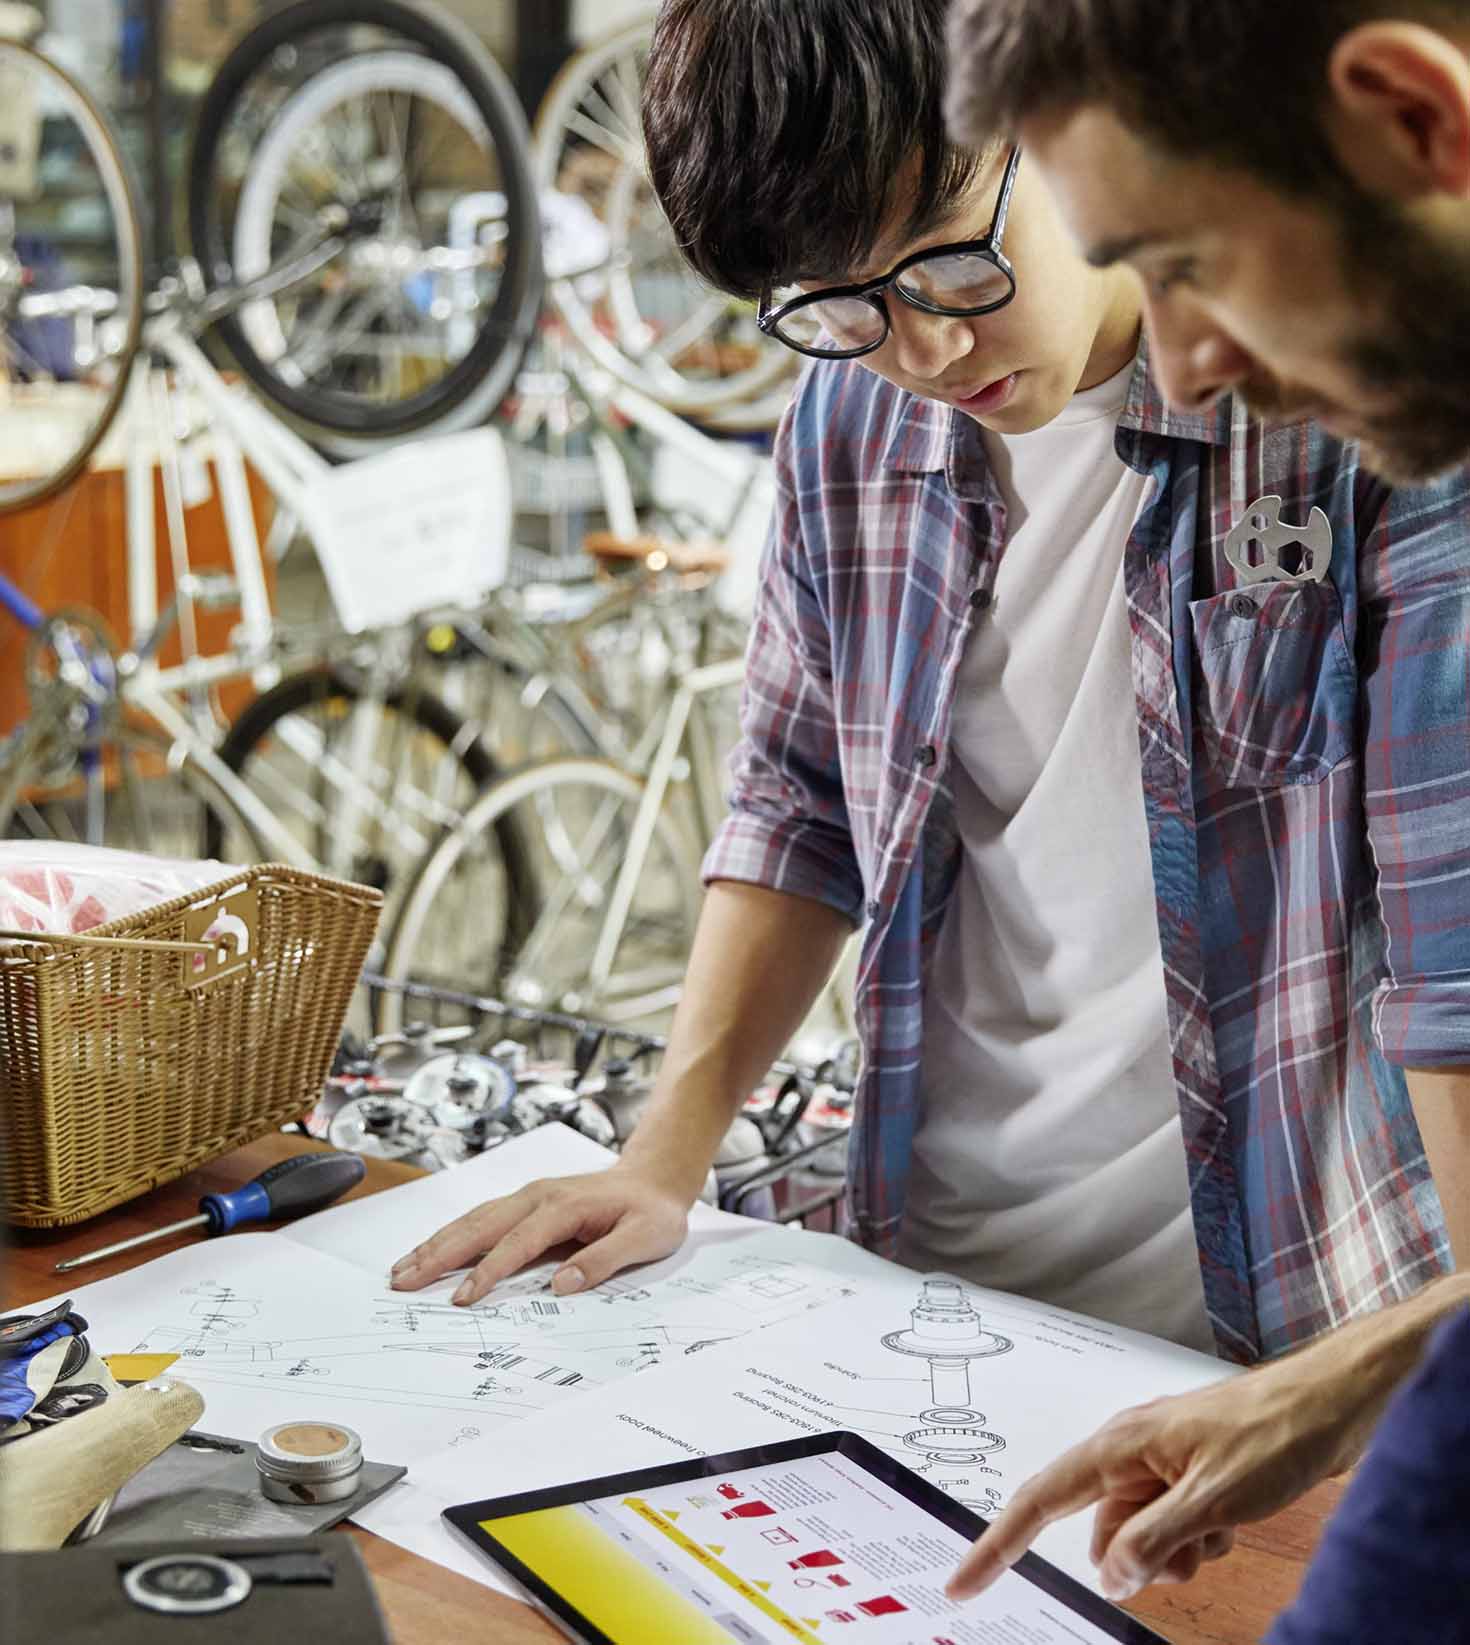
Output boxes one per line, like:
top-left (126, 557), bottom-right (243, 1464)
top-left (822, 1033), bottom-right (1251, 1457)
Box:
top-left (6, 1134), bottom-right (1344, 1643)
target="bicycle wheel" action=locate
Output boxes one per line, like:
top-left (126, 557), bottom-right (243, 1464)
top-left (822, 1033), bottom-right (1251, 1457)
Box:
top-left (187, 0), bottom-right (541, 453)
top-left (0, 716), bottom-right (267, 861)
top-left (379, 757), bottom-right (703, 1035)
top-left (0, 41), bottom-right (142, 513)
top-left (202, 663), bottom-right (534, 944)
top-left (532, 20), bottom-right (794, 415)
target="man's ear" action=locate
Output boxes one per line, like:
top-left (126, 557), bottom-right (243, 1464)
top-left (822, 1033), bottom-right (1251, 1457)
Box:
top-left (1326, 21), bottom-right (1470, 198)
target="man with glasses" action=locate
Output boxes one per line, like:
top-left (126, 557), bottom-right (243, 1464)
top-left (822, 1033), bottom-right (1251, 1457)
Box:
top-left (391, 0), bottom-right (1469, 1590)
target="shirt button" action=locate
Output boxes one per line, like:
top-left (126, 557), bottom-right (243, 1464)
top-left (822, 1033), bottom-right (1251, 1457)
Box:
top-left (1230, 593), bottom-right (1258, 618)
top-left (866, 899), bottom-right (881, 920)
top-left (969, 588), bottom-right (993, 611)
top-left (913, 744), bottom-right (937, 768)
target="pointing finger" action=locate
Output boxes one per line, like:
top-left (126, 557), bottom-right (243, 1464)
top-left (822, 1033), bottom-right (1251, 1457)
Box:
top-left (947, 1445), bottom-right (1111, 1601)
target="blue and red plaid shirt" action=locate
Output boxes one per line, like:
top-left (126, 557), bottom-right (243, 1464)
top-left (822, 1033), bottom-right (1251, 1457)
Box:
top-left (704, 342), bottom-right (1470, 1364)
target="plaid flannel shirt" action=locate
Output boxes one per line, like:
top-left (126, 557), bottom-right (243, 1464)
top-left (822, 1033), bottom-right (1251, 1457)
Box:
top-left (704, 343), bottom-right (1470, 1363)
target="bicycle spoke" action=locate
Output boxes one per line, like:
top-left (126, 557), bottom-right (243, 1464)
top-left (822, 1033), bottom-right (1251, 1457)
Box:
top-left (645, 293), bottom-right (729, 365)
top-left (565, 107), bottom-right (642, 170)
top-left (298, 285), bottom-right (398, 380)
top-left (608, 55), bottom-right (646, 151)
top-left (385, 91), bottom-right (423, 244)
top-left (16, 796), bottom-right (77, 841)
top-left (581, 79), bottom-right (638, 153)
top-left (283, 284), bottom-right (350, 372)
top-left (327, 102), bottom-right (370, 196)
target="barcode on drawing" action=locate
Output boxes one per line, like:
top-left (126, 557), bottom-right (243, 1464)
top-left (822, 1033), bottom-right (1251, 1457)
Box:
top-left (535, 1367), bottom-right (583, 1386)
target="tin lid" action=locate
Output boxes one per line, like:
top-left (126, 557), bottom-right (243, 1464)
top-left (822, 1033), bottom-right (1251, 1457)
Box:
top-left (256, 1420), bottom-right (363, 1483)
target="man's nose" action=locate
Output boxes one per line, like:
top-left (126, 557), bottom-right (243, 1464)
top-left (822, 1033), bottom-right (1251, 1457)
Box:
top-left (1145, 300), bottom-right (1255, 414)
top-left (886, 302), bottom-right (974, 382)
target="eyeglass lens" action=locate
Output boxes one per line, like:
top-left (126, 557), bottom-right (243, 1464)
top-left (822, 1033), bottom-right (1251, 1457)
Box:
top-left (772, 250), bottom-right (1013, 355)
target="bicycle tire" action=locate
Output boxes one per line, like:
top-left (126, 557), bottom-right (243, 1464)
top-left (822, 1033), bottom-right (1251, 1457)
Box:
top-left (377, 756), bottom-right (703, 1036)
top-left (186, 0), bottom-right (542, 449)
top-left (0, 41), bottom-right (143, 515)
top-left (203, 662), bottom-right (536, 950)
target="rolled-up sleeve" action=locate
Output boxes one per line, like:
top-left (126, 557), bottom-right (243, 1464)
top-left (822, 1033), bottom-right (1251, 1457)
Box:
top-left (702, 423), bottom-right (865, 927)
top-left (1359, 473), bottom-right (1470, 1064)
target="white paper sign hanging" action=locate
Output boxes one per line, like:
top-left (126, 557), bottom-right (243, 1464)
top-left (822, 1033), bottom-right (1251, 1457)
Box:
top-left (301, 428), bottom-right (512, 633)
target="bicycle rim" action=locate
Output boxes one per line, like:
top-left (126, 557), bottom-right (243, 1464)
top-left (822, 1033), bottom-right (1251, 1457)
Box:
top-left (187, 0), bottom-right (541, 450)
top-left (0, 41), bottom-right (142, 515)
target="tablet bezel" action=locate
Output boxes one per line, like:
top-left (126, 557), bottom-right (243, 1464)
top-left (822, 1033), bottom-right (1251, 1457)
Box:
top-left (442, 1428), bottom-right (1170, 1645)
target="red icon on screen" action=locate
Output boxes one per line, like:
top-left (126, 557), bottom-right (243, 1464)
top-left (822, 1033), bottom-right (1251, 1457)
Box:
top-left (721, 1501), bottom-right (776, 1519)
top-left (828, 1575), bottom-right (851, 1588)
top-left (856, 1596), bottom-right (907, 1617)
top-left (716, 1484), bottom-right (744, 1500)
top-left (789, 1550), bottom-right (843, 1569)
top-left (826, 1611), bottom-right (856, 1624)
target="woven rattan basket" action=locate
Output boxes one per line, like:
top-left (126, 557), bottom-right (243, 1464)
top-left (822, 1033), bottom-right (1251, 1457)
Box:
top-left (0, 863), bottom-right (381, 1228)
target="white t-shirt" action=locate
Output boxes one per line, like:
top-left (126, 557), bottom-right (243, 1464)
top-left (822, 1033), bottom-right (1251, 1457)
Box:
top-left (898, 362), bottom-right (1216, 1355)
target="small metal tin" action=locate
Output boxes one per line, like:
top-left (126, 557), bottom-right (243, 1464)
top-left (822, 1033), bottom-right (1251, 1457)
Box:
top-left (256, 1420), bottom-right (364, 1504)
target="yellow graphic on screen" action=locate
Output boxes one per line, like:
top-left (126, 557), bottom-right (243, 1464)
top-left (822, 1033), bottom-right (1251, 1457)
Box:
top-left (484, 1499), bottom-right (824, 1644)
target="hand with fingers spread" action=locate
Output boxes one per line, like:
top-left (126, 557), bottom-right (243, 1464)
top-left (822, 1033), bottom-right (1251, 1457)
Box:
top-left (388, 1163), bottom-right (694, 1306)
top-left (944, 1278), bottom-right (1470, 1606)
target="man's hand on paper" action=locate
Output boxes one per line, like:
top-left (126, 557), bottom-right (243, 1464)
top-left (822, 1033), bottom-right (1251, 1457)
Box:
top-left (388, 1164), bottom-right (692, 1306)
top-left (945, 1335), bottom-right (1385, 1605)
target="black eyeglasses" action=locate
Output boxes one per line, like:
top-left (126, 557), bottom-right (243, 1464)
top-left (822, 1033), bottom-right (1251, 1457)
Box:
top-left (757, 148), bottom-right (1022, 360)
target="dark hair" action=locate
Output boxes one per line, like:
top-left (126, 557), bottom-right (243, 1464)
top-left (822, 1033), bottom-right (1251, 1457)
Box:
top-left (642, 0), bottom-right (987, 300)
top-left (945, 1), bottom-right (1467, 197)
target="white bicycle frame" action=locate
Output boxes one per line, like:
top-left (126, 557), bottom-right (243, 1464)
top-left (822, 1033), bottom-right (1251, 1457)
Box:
top-left (112, 316), bottom-right (348, 871)
top-left (584, 651), bottom-right (743, 998)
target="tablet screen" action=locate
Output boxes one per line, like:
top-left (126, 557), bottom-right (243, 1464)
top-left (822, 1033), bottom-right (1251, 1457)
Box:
top-left (455, 1434), bottom-right (1163, 1645)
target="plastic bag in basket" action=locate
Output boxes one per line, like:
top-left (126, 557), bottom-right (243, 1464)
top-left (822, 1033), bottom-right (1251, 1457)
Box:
top-left (0, 842), bottom-right (245, 936)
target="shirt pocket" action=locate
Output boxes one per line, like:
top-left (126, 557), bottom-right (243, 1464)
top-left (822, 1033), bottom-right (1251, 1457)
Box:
top-left (1189, 579), bottom-right (1355, 788)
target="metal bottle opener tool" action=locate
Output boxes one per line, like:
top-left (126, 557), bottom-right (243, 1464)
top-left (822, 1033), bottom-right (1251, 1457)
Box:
top-left (1225, 495), bottom-right (1332, 585)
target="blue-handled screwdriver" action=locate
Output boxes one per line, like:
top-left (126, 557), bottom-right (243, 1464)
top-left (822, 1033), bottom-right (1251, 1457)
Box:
top-left (53, 1152), bottom-right (367, 1273)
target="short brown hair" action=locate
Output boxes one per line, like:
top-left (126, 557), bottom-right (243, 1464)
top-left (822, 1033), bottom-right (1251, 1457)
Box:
top-left (642, 0), bottom-right (986, 300)
top-left (945, 1), bottom-right (1467, 195)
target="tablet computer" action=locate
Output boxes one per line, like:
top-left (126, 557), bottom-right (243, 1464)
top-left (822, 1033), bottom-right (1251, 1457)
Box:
top-left (443, 1430), bottom-right (1169, 1645)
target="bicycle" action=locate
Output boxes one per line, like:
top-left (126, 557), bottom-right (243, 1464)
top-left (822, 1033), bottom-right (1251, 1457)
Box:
top-left (374, 557), bottom-right (745, 1035)
top-left (0, 2), bottom-right (546, 915)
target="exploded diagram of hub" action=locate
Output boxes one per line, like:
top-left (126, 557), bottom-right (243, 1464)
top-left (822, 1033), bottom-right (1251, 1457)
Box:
top-left (883, 1279), bottom-right (1013, 1469)
top-left (798, 1279), bottom-right (1016, 1517)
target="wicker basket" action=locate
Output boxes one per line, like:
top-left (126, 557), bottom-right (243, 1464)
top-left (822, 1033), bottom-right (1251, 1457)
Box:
top-left (0, 863), bottom-right (381, 1228)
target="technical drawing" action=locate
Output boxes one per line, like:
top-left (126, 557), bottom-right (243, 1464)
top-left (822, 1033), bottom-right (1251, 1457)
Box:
top-left (123, 1251), bottom-right (866, 1427)
top-left (881, 1279), bottom-right (1012, 1467)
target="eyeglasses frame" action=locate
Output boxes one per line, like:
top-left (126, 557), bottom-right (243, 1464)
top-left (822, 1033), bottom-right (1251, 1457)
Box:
top-left (756, 147), bottom-right (1024, 361)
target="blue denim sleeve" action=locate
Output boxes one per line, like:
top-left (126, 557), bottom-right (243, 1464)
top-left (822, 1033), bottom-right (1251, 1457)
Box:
top-left (1265, 1304), bottom-right (1470, 1645)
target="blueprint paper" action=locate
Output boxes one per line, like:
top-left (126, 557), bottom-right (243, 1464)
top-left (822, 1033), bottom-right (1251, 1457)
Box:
top-left (33, 1127), bottom-right (893, 1499)
top-left (367, 1275), bottom-right (1232, 1596)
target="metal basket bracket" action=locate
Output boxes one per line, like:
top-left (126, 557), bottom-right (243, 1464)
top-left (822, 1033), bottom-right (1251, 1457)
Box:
top-left (180, 880), bottom-right (260, 989)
